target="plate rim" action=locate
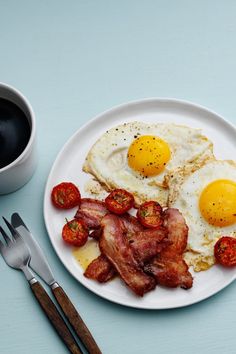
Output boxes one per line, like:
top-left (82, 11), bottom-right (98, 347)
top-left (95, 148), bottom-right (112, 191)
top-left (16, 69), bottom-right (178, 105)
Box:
top-left (43, 97), bottom-right (236, 309)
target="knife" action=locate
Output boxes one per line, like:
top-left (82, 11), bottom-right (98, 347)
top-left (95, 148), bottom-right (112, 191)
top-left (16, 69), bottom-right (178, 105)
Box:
top-left (11, 213), bottom-right (56, 286)
top-left (11, 213), bottom-right (102, 354)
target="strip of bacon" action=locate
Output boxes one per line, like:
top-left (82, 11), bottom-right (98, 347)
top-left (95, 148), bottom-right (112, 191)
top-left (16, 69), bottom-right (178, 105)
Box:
top-left (89, 214), bottom-right (144, 241)
top-left (84, 254), bottom-right (116, 282)
top-left (144, 208), bottom-right (193, 289)
top-left (119, 213), bottom-right (144, 236)
top-left (84, 214), bottom-right (142, 284)
top-left (75, 198), bottom-right (107, 229)
top-left (120, 214), bottom-right (169, 264)
top-left (99, 214), bottom-right (156, 296)
top-left (129, 228), bottom-right (169, 265)
top-left (85, 213), bottom-right (169, 283)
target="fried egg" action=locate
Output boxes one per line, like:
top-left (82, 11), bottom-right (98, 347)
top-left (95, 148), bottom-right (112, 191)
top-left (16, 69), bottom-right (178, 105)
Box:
top-left (170, 160), bottom-right (236, 271)
top-left (83, 121), bottom-right (214, 205)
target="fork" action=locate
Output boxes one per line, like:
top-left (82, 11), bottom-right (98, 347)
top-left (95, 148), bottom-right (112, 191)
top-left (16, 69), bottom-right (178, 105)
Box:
top-left (0, 220), bottom-right (83, 354)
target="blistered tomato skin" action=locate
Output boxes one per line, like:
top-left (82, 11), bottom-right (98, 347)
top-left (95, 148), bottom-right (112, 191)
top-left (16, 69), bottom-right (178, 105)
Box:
top-left (137, 201), bottom-right (163, 228)
top-left (51, 182), bottom-right (81, 209)
top-left (62, 219), bottom-right (88, 247)
top-left (105, 189), bottom-right (134, 215)
top-left (214, 236), bottom-right (236, 267)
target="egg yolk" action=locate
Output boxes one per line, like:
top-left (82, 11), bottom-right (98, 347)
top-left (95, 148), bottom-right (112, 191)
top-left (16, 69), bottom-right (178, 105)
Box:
top-left (127, 135), bottom-right (171, 176)
top-left (199, 179), bottom-right (236, 227)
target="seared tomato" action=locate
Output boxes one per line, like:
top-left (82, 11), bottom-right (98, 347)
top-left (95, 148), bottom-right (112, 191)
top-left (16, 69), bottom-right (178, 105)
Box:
top-left (51, 182), bottom-right (81, 209)
top-left (105, 189), bottom-right (134, 215)
top-left (214, 236), bottom-right (236, 267)
top-left (137, 201), bottom-right (163, 228)
top-left (62, 219), bottom-right (88, 247)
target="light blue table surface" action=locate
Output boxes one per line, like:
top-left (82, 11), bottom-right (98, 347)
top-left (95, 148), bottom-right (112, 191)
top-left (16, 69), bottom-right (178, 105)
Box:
top-left (1, 1), bottom-right (236, 353)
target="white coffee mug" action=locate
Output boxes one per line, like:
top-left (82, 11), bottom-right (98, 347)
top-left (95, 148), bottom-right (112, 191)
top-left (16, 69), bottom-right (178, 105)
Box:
top-left (0, 83), bottom-right (37, 194)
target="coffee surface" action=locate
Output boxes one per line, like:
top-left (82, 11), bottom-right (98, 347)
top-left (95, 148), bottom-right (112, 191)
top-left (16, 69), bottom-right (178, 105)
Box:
top-left (0, 98), bottom-right (31, 169)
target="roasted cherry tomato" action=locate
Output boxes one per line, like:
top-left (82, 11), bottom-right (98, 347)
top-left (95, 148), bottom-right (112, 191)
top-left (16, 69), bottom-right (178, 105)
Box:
top-left (105, 189), bottom-right (134, 215)
top-left (51, 182), bottom-right (81, 209)
top-left (62, 219), bottom-right (88, 247)
top-left (137, 201), bottom-right (163, 228)
top-left (214, 236), bottom-right (236, 267)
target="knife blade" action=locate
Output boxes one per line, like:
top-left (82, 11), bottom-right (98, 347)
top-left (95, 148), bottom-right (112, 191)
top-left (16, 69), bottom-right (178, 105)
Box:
top-left (11, 213), bottom-right (56, 286)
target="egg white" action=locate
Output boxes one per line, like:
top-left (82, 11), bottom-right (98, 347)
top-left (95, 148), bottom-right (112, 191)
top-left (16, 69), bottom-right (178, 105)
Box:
top-left (170, 160), bottom-right (236, 271)
top-left (83, 121), bottom-right (214, 205)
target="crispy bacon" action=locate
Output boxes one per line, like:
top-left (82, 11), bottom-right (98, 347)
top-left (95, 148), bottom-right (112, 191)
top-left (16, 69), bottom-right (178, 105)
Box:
top-left (129, 228), bottom-right (169, 264)
top-left (84, 214), bottom-right (143, 284)
top-left (75, 198), bottom-right (107, 229)
top-left (144, 208), bottom-right (193, 289)
top-left (89, 214), bottom-right (144, 241)
top-left (84, 254), bottom-right (116, 282)
top-left (100, 214), bottom-right (156, 296)
top-left (85, 213), bottom-right (169, 284)
top-left (119, 213), bottom-right (144, 237)
top-left (120, 214), bottom-right (169, 264)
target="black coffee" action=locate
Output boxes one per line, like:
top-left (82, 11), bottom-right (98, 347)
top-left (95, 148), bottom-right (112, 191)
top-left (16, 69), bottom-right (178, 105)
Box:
top-left (0, 98), bottom-right (31, 169)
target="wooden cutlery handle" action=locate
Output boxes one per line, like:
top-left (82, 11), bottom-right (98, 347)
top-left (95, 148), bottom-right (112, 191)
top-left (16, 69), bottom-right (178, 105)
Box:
top-left (52, 285), bottom-right (102, 354)
top-left (30, 281), bottom-right (82, 354)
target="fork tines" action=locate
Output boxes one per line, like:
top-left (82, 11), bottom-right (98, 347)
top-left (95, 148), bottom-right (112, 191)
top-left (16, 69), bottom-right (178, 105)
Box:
top-left (0, 225), bottom-right (11, 244)
top-left (2, 217), bottom-right (19, 238)
top-left (0, 218), bottom-right (20, 244)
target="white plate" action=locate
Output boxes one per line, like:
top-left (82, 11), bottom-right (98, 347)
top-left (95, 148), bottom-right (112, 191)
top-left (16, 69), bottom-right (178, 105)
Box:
top-left (44, 98), bottom-right (236, 309)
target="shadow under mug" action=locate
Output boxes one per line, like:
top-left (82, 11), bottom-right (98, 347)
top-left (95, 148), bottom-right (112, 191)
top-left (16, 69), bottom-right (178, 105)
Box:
top-left (0, 83), bottom-right (37, 194)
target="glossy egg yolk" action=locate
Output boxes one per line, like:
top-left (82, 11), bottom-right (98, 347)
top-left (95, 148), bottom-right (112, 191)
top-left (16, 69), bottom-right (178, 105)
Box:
top-left (127, 135), bottom-right (171, 176)
top-left (199, 179), bottom-right (236, 227)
